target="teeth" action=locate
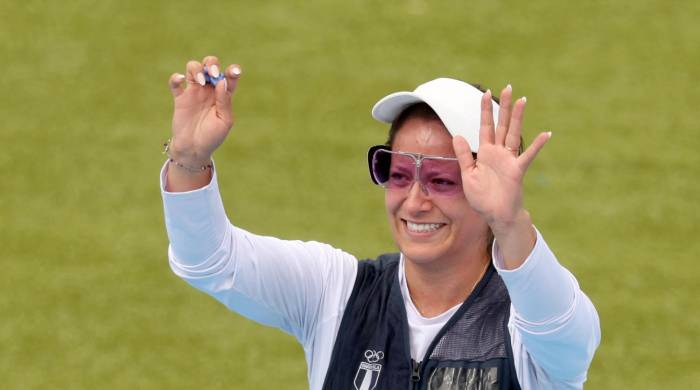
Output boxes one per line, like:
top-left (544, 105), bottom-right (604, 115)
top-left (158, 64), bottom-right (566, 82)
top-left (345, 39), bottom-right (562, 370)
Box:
top-left (406, 221), bottom-right (443, 233)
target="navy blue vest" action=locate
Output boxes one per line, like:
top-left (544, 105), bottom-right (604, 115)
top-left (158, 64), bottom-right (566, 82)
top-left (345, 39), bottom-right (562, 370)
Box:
top-left (322, 254), bottom-right (520, 390)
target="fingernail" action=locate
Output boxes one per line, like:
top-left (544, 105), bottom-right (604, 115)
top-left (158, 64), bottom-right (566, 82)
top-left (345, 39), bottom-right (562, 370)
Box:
top-left (196, 72), bottom-right (206, 86)
top-left (522, 96), bottom-right (527, 103)
top-left (547, 131), bottom-right (552, 138)
top-left (223, 77), bottom-right (228, 91)
top-left (231, 66), bottom-right (241, 76)
top-left (486, 89), bottom-right (491, 96)
top-left (175, 74), bottom-right (185, 82)
top-left (506, 84), bottom-right (512, 91)
top-left (210, 64), bottom-right (220, 78)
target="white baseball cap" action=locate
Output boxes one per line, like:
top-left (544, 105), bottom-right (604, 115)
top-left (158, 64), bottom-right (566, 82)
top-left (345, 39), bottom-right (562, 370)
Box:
top-left (371, 77), bottom-right (499, 152)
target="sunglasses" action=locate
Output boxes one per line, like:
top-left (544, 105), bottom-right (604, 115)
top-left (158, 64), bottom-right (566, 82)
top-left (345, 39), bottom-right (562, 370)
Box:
top-left (367, 145), bottom-right (469, 197)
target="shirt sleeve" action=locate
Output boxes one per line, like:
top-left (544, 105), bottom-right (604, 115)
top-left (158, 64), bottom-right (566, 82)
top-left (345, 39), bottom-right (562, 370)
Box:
top-left (159, 161), bottom-right (358, 347)
top-left (492, 227), bottom-right (601, 388)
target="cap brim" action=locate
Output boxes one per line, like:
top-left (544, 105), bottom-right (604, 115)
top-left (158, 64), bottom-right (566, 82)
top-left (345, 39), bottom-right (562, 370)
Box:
top-left (371, 92), bottom-right (424, 123)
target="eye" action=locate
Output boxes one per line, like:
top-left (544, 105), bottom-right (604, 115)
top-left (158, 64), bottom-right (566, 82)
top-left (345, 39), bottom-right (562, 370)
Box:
top-left (429, 177), bottom-right (461, 193)
top-left (389, 171), bottom-right (412, 186)
top-left (431, 177), bottom-right (457, 186)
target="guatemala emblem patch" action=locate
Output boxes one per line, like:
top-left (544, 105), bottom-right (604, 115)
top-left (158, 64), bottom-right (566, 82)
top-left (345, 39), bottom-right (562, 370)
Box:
top-left (353, 349), bottom-right (384, 390)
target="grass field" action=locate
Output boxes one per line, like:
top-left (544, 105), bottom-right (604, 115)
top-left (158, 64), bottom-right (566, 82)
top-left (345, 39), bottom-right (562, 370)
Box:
top-left (2, 1), bottom-right (699, 388)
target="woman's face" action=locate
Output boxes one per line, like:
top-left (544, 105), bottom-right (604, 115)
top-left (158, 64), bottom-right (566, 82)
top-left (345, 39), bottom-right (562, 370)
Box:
top-left (385, 116), bottom-right (490, 266)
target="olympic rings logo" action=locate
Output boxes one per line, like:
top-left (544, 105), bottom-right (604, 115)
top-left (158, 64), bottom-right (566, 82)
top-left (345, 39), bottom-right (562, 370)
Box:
top-left (364, 349), bottom-right (384, 363)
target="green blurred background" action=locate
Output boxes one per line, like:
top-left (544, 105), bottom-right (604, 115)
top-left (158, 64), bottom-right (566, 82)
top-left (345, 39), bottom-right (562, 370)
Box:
top-left (2, 0), bottom-right (698, 388)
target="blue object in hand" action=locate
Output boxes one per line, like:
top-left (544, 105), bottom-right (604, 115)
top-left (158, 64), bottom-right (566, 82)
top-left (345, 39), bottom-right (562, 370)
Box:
top-left (203, 66), bottom-right (225, 86)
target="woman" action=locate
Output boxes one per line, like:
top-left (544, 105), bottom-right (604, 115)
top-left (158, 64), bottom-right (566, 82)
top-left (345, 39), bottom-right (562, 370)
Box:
top-left (161, 56), bottom-right (600, 389)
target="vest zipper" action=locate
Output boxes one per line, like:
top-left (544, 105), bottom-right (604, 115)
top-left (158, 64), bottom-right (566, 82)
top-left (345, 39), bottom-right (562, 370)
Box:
top-left (410, 359), bottom-right (421, 383)
top-left (409, 266), bottom-right (496, 389)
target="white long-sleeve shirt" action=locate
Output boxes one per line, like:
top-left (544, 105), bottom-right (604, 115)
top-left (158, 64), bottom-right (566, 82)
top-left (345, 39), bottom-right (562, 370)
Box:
top-left (160, 163), bottom-right (600, 389)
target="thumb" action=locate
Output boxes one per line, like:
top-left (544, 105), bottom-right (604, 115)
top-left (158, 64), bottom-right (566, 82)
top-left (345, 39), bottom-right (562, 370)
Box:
top-left (225, 64), bottom-right (242, 94)
top-left (214, 78), bottom-right (231, 124)
top-left (452, 135), bottom-right (476, 173)
top-left (214, 64), bottom-right (242, 127)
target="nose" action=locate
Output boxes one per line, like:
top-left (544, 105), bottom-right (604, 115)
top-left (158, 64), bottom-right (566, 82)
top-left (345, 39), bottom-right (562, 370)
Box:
top-left (402, 180), bottom-right (433, 214)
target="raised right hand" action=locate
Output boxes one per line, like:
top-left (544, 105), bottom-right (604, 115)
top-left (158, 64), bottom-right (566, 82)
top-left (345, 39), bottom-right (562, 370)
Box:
top-left (168, 55), bottom-right (242, 168)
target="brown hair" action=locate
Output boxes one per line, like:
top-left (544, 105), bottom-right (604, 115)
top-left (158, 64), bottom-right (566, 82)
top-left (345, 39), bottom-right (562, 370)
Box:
top-left (385, 103), bottom-right (441, 147)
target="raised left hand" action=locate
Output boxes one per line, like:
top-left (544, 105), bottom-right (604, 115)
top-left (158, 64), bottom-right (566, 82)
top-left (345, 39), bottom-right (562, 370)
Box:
top-left (452, 85), bottom-right (551, 233)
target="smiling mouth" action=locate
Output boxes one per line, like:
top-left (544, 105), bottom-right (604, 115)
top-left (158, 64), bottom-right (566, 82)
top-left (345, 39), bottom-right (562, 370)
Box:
top-left (403, 219), bottom-right (445, 233)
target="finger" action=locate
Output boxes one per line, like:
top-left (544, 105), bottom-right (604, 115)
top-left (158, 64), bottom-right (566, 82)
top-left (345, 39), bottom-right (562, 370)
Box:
top-left (214, 76), bottom-right (232, 127)
top-left (169, 73), bottom-right (186, 98)
top-left (495, 84), bottom-right (512, 145)
top-left (452, 135), bottom-right (476, 172)
top-left (518, 131), bottom-right (551, 171)
top-left (202, 55), bottom-right (221, 80)
top-left (479, 89), bottom-right (495, 146)
top-left (505, 97), bottom-right (526, 153)
top-left (214, 64), bottom-right (243, 128)
top-left (186, 60), bottom-right (205, 87)
top-left (224, 64), bottom-right (242, 94)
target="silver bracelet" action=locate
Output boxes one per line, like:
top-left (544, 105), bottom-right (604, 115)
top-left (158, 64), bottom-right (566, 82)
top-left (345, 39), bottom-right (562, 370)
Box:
top-left (163, 138), bottom-right (213, 172)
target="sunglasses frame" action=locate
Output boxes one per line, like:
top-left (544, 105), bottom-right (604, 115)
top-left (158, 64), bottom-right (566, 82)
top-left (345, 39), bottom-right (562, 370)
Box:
top-left (367, 145), bottom-right (473, 195)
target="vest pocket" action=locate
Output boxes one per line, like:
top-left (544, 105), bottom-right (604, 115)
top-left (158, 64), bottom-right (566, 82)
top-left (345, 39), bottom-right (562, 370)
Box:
top-left (427, 366), bottom-right (498, 390)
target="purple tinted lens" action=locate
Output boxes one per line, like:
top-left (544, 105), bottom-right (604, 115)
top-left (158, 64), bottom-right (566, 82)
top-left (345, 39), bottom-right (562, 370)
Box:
top-left (371, 149), bottom-right (463, 196)
top-left (385, 153), bottom-right (416, 189)
top-left (372, 149), bottom-right (414, 186)
top-left (419, 158), bottom-right (463, 195)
